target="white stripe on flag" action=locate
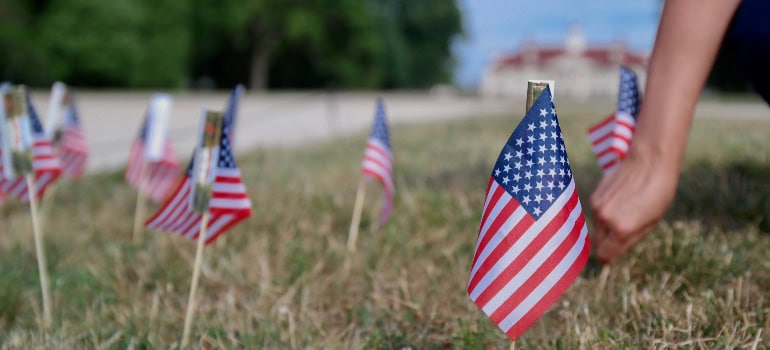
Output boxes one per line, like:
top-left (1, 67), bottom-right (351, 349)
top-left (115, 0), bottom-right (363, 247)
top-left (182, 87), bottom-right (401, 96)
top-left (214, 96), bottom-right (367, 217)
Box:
top-left (212, 183), bottom-right (246, 193)
top-left (210, 198), bottom-right (251, 208)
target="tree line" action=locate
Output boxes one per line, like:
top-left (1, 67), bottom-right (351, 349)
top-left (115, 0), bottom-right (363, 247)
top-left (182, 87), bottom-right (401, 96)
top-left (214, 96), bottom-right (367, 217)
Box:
top-left (0, 0), bottom-right (464, 90)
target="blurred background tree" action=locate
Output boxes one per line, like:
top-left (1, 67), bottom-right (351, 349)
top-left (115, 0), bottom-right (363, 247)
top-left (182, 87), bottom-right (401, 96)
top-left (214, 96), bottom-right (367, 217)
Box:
top-left (0, 0), bottom-right (464, 90)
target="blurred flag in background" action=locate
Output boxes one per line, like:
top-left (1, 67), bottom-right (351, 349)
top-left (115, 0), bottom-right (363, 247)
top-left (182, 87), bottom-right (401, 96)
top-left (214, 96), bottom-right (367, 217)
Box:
top-left (587, 66), bottom-right (641, 174)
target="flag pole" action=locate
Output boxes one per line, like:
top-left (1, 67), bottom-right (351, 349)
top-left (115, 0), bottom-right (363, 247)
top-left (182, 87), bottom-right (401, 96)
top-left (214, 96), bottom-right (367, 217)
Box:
top-left (597, 265), bottom-right (610, 293)
top-left (26, 175), bottom-right (52, 329)
top-left (347, 177), bottom-right (367, 253)
top-left (181, 213), bottom-right (210, 348)
top-left (39, 180), bottom-right (60, 230)
top-left (132, 161), bottom-right (150, 242)
top-left (510, 340), bottom-right (516, 350)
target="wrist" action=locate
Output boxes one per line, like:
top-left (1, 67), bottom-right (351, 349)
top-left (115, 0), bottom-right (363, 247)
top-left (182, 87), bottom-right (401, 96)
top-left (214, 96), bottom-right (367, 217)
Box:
top-left (627, 136), bottom-right (682, 177)
top-left (626, 135), bottom-right (682, 208)
top-left (628, 102), bottom-right (693, 176)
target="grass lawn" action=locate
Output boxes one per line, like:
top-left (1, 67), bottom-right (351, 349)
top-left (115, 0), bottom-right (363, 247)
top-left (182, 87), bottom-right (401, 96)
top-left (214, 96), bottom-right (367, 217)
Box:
top-left (0, 102), bottom-right (768, 349)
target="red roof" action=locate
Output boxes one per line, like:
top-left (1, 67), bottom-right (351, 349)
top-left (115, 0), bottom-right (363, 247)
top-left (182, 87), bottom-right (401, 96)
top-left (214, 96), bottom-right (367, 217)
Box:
top-left (494, 46), bottom-right (647, 71)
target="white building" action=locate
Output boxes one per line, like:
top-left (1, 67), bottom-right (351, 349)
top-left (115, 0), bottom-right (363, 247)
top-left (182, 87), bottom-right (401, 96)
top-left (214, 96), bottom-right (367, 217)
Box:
top-left (480, 27), bottom-right (647, 99)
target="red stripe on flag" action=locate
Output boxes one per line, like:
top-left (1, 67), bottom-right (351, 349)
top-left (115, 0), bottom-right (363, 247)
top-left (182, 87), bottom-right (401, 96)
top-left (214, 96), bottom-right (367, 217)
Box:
top-left (215, 176), bottom-right (243, 184)
top-left (212, 192), bottom-right (250, 200)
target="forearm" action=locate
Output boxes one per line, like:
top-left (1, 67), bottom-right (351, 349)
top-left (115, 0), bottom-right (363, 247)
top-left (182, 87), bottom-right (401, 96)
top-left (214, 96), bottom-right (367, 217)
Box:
top-left (632, 0), bottom-right (741, 171)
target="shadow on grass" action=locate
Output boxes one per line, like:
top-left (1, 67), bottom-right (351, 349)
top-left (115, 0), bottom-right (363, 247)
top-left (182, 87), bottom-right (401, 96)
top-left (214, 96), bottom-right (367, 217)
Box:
top-left (576, 158), bottom-right (770, 283)
top-left (670, 159), bottom-right (770, 232)
top-left (407, 159), bottom-right (491, 192)
top-left (573, 158), bottom-right (770, 234)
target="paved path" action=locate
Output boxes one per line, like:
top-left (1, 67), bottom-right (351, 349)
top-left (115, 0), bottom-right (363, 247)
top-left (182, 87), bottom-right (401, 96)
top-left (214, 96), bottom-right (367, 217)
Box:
top-left (694, 99), bottom-right (770, 120)
top-left (29, 91), bottom-right (516, 173)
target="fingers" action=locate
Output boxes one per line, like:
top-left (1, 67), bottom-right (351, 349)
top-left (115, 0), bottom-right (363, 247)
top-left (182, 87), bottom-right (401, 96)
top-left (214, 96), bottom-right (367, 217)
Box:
top-left (596, 230), bottom-right (624, 264)
top-left (590, 163), bottom-right (630, 228)
top-left (590, 169), bottom-right (619, 210)
top-left (595, 220), bottom-right (658, 264)
top-left (590, 174), bottom-right (617, 264)
top-left (591, 153), bottom-right (634, 201)
top-left (591, 175), bottom-right (652, 264)
top-left (589, 149), bottom-right (677, 265)
top-left (592, 221), bottom-right (613, 264)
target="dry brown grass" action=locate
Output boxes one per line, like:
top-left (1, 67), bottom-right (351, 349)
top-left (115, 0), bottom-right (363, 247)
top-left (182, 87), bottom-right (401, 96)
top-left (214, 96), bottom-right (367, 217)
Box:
top-left (0, 102), bottom-right (768, 349)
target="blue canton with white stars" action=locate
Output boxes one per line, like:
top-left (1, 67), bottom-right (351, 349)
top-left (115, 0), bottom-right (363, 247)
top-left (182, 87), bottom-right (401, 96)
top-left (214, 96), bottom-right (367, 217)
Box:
top-left (218, 116), bottom-right (237, 169)
top-left (25, 94), bottom-right (45, 135)
top-left (618, 66), bottom-right (641, 119)
top-left (369, 98), bottom-right (391, 151)
top-left (185, 113), bottom-right (238, 177)
top-left (491, 87), bottom-right (572, 219)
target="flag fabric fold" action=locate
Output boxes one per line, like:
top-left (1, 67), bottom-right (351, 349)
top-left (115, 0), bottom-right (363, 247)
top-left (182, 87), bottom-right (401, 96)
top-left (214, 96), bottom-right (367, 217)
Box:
top-left (587, 66), bottom-right (641, 174)
top-left (125, 115), bottom-right (180, 203)
top-left (58, 93), bottom-right (88, 179)
top-left (468, 87), bottom-right (589, 341)
top-left (360, 98), bottom-right (394, 226)
top-left (0, 94), bottom-right (62, 203)
top-left (146, 100), bottom-right (252, 244)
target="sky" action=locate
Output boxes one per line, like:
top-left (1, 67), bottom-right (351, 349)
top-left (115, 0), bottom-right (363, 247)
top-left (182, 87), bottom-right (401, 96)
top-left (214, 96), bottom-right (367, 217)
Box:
top-left (453, 0), bottom-right (662, 88)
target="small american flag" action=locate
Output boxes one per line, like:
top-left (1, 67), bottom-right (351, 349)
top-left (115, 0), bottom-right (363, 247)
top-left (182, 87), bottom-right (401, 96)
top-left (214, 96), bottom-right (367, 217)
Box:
top-left (125, 114), bottom-right (180, 203)
top-left (361, 98), bottom-right (394, 226)
top-left (587, 66), bottom-right (641, 174)
top-left (58, 93), bottom-right (88, 179)
top-left (468, 87), bottom-right (589, 340)
top-left (0, 94), bottom-right (62, 203)
top-left (145, 108), bottom-right (252, 244)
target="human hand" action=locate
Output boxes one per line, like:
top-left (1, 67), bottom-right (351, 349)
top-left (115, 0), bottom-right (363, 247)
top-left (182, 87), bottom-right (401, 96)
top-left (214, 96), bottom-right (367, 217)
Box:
top-left (589, 146), bottom-right (680, 264)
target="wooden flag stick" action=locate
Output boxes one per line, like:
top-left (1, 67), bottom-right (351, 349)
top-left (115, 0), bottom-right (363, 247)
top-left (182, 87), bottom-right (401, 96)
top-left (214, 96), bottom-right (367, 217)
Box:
top-left (347, 177), bottom-right (367, 253)
top-left (132, 161), bottom-right (150, 242)
top-left (27, 175), bottom-right (52, 328)
top-left (510, 340), bottom-right (516, 350)
top-left (40, 180), bottom-right (59, 213)
top-left (38, 181), bottom-right (60, 231)
top-left (181, 213), bottom-right (210, 348)
top-left (597, 265), bottom-right (611, 293)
